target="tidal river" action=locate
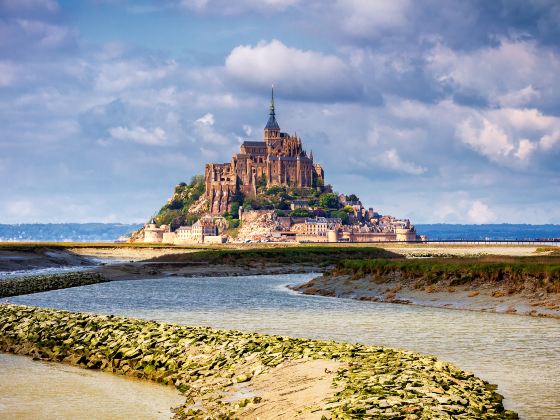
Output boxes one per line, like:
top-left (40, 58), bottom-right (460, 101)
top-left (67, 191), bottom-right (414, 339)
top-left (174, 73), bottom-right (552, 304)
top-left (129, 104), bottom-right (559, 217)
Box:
top-left (3, 273), bottom-right (560, 419)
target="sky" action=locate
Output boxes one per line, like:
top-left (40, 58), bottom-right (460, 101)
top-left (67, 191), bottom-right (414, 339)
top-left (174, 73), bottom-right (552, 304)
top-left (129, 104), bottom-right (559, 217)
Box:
top-left (0, 0), bottom-right (559, 224)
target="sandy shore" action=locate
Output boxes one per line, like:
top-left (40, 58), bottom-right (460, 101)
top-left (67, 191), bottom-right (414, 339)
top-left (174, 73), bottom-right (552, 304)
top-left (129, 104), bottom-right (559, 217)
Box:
top-left (292, 273), bottom-right (560, 318)
top-left (68, 247), bottom-right (199, 262)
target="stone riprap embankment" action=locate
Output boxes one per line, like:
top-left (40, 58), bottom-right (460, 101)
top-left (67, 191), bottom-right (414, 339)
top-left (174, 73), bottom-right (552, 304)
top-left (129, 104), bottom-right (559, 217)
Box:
top-left (0, 272), bottom-right (107, 298)
top-left (0, 304), bottom-right (517, 419)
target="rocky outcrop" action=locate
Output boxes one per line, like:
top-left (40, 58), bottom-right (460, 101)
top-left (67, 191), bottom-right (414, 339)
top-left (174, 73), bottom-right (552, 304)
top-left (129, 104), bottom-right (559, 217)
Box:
top-left (237, 210), bottom-right (281, 241)
top-left (0, 272), bottom-right (107, 298)
top-left (0, 304), bottom-right (516, 419)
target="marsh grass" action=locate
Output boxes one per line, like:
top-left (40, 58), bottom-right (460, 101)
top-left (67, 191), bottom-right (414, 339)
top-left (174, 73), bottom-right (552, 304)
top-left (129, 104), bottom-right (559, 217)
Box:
top-left (148, 246), bottom-right (401, 265)
top-left (333, 257), bottom-right (560, 292)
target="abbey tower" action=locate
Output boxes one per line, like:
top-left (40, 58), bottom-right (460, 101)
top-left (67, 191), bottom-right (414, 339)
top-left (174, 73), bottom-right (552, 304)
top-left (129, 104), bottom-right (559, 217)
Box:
top-left (205, 88), bottom-right (325, 214)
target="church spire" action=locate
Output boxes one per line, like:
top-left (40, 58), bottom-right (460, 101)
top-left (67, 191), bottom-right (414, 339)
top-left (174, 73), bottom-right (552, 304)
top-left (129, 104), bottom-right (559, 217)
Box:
top-left (269, 84), bottom-right (275, 115)
top-left (265, 85), bottom-right (280, 130)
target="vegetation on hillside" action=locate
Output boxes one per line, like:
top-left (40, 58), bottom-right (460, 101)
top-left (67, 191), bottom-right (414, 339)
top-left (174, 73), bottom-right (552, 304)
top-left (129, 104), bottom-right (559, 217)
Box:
top-left (154, 175), bottom-right (206, 228)
top-left (241, 184), bottom-right (358, 224)
top-left (149, 172), bottom-right (363, 229)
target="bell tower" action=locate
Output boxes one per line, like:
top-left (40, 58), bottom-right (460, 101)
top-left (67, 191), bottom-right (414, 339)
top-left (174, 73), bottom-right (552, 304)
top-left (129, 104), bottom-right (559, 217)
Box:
top-left (264, 86), bottom-right (281, 150)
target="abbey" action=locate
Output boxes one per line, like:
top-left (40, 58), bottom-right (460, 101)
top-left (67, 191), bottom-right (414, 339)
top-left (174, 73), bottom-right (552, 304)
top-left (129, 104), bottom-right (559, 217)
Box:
top-left (205, 88), bottom-right (324, 214)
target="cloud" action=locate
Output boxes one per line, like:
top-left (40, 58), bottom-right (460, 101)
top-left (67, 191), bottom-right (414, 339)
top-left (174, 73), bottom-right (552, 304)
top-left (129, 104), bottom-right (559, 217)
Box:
top-left (456, 117), bottom-right (515, 162)
top-left (456, 108), bottom-right (560, 164)
top-left (195, 113), bottom-right (215, 126)
top-left (193, 113), bottom-right (231, 146)
top-left (540, 131), bottom-right (560, 151)
top-left (16, 19), bottom-right (74, 48)
top-left (0, 0), bottom-right (59, 15)
top-left (427, 39), bottom-right (560, 108)
top-left (5, 199), bottom-right (35, 218)
top-left (176, 0), bottom-right (299, 14)
top-left (108, 126), bottom-right (168, 146)
top-left (225, 39), bottom-right (362, 101)
top-left (0, 61), bottom-right (18, 86)
top-left (379, 149), bottom-right (427, 175)
top-left (334, 0), bottom-right (411, 38)
top-left (468, 200), bottom-right (496, 224)
top-left (95, 60), bottom-right (177, 92)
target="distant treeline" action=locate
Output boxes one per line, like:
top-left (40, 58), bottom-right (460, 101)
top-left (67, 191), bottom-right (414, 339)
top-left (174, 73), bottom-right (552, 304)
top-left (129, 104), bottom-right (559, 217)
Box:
top-left (0, 223), bottom-right (142, 242)
top-left (415, 224), bottom-right (560, 241)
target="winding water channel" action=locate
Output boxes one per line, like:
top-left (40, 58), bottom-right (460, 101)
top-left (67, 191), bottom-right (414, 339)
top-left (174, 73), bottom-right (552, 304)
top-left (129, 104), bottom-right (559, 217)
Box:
top-left (3, 273), bottom-right (560, 419)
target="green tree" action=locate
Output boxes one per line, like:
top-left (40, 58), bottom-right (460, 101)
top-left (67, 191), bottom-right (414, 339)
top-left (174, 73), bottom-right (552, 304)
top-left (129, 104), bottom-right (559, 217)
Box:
top-left (230, 201), bottom-right (240, 218)
top-left (256, 174), bottom-right (267, 191)
top-left (290, 208), bottom-right (312, 217)
top-left (319, 193), bottom-right (339, 209)
top-left (329, 210), bottom-right (349, 224)
top-left (346, 194), bottom-right (359, 202)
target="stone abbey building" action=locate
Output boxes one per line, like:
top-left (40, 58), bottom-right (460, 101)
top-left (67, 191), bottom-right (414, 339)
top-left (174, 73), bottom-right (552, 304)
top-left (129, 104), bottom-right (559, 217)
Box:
top-left (205, 89), bottom-right (324, 214)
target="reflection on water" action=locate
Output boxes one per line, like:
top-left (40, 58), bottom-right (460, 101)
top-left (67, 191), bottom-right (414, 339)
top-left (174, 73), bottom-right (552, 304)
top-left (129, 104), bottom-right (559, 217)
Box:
top-left (0, 353), bottom-right (183, 419)
top-left (4, 274), bottom-right (560, 419)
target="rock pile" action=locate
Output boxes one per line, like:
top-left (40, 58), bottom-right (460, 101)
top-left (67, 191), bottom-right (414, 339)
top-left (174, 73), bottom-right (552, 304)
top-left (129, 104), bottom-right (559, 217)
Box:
top-left (237, 210), bottom-right (280, 241)
top-left (0, 304), bottom-right (517, 419)
top-left (0, 272), bottom-right (107, 298)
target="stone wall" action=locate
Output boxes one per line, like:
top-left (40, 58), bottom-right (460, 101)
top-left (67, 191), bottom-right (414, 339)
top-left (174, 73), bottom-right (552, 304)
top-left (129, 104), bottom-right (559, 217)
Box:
top-left (0, 272), bottom-right (107, 298)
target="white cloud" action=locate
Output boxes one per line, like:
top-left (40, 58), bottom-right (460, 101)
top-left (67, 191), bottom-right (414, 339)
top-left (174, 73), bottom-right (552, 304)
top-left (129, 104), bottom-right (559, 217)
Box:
top-left (5, 200), bottom-right (34, 218)
top-left (17, 19), bottom-right (74, 47)
top-left (380, 149), bottom-right (427, 175)
top-left (193, 114), bottom-right (230, 145)
top-left (427, 39), bottom-right (560, 108)
top-left (225, 39), bottom-right (361, 100)
top-left (95, 60), bottom-right (177, 92)
top-left (0, 61), bottom-right (18, 87)
top-left (468, 200), bottom-right (496, 223)
top-left (514, 139), bottom-right (536, 161)
top-left (456, 117), bottom-right (515, 161)
top-left (242, 125), bottom-right (253, 136)
top-left (195, 113), bottom-right (215, 126)
top-left (334, 0), bottom-right (411, 38)
top-left (177, 0), bottom-right (299, 14)
top-left (108, 126), bottom-right (168, 146)
top-left (495, 85), bottom-right (540, 108)
top-left (1, 0), bottom-right (58, 14)
top-left (456, 108), bottom-right (560, 164)
top-left (540, 131), bottom-right (560, 151)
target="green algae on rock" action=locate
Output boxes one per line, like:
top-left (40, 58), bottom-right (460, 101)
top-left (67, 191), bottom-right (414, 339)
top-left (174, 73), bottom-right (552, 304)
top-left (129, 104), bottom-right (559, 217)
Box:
top-left (0, 304), bottom-right (518, 419)
top-left (0, 272), bottom-right (107, 298)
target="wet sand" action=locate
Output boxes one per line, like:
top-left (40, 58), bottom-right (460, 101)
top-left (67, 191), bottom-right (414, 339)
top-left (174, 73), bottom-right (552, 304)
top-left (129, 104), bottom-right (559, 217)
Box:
top-left (0, 353), bottom-right (183, 420)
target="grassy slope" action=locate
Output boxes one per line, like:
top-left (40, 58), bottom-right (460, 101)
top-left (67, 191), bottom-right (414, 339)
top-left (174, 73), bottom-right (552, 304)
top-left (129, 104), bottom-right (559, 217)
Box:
top-left (147, 246), bottom-right (402, 265)
top-left (333, 257), bottom-right (560, 292)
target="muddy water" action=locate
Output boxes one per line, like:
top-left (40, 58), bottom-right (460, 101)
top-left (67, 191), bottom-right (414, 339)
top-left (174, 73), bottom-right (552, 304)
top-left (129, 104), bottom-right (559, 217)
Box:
top-left (0, 354), bottom-right (183, 419)
top-left (4, 273), bottom-right (560, 419)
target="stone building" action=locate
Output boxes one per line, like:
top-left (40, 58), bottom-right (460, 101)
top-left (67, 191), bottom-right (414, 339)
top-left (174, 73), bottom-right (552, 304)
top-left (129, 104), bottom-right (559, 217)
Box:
top-left (205, 88), bottom-right (324, 214)
top-left (161, 216), bottom-right (223, 244)
top-left (143, 219), bottom-right (170, 242)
